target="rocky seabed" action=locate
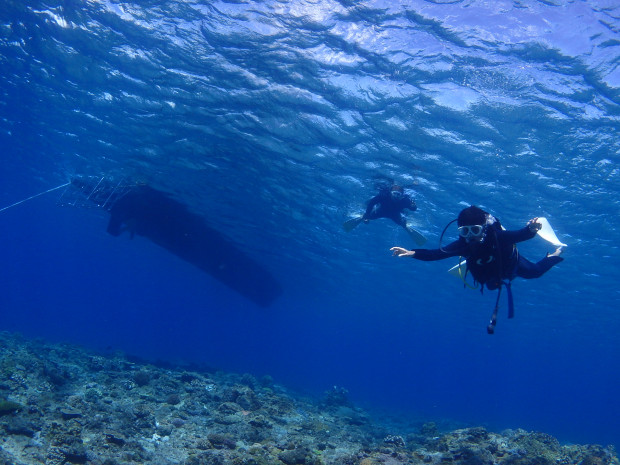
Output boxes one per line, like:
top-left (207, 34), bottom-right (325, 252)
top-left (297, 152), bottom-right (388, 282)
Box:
top-left (0, 332), bottom-right (616, 465)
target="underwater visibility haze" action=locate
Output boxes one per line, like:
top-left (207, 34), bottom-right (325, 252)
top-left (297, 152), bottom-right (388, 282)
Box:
top-left (1, 0), bottom-right (619, 451)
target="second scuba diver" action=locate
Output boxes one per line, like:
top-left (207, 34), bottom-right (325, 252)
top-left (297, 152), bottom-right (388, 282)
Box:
top-left (344, 184), bottom-right (426, 245)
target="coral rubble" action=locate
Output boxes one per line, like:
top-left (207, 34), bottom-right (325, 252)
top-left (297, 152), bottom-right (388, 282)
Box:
top-left (0, 332), bottom-right (617, 465)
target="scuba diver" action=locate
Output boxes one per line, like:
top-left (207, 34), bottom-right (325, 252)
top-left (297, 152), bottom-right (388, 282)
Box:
top-left (390, 205), bottom-right (564, 333)
top-left (343, 184), bottom-right (426, 245)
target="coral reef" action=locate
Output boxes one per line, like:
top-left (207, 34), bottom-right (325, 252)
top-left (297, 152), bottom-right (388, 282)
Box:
top-left (0, 332), bottom-right (616, 465)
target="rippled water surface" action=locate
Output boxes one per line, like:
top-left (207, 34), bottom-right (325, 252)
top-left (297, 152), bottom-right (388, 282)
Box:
top-left (1, 0), bottom-right (619, 448)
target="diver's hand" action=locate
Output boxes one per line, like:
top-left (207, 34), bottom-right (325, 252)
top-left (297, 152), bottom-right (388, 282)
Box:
top-left (391, 246), bottom-right (415, 257)
top-left (527, 217), bottom-right (542, 232)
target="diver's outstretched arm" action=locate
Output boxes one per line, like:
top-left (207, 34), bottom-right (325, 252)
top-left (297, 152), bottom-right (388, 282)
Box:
top-left (391, 242), bottom-right (463, 261)
top-left (390, 247), bottom-right (415, 257)
top-left (502, 219), bottom-right (540, 244)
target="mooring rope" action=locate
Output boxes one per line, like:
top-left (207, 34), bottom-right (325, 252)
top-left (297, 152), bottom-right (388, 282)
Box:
top-left (0, 182), bottom-right (71, 213)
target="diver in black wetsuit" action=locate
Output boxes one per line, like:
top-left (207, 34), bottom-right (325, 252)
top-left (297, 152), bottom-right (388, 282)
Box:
top-left (362, 184), bottom-right (417, 229)
top-left (343, 184), bottom-right (426, 245)
top-left (390, 206), bottom-right (564, 333)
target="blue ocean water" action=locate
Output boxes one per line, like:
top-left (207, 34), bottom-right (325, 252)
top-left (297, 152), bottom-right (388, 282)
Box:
top-left (1, 0), bottom-right (619, 450)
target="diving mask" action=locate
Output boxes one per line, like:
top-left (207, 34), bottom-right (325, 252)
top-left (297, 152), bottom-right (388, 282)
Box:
top-left (458, 224), bottom-right (485, 239)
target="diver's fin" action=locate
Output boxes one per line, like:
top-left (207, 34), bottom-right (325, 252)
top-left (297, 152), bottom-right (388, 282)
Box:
top-left (448, 259), bottom-right (468, 278)
top-left (343, 216), bottom-right (364, 232)
top-left (448, 259), bottom-right (479, 290)
top-left (537, 217), bottom-right (567, 247)
top-left (406, 225), bottom-right (427, 246)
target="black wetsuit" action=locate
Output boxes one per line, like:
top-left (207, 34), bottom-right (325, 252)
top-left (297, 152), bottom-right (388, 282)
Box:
top-left (412, 223), bottom-right (563, 290)
top-left (363, 190), bottom-right (417, 227)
